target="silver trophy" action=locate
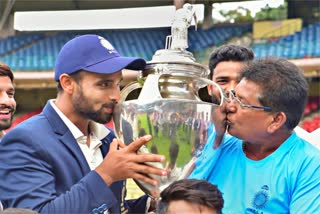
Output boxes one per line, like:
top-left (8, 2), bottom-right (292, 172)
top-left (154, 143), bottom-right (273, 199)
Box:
top-left (113, 3), bottom-right (224, 198)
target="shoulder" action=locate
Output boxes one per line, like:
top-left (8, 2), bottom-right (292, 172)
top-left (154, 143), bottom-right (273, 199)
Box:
top-left (6, 113), bottom-right (46, 135)
top-left (289, 133), bottom-right (320, 157)
top-left (286, 134), bottom-right (320, 177)
top-left (1, 112), bottom-right (56, 154)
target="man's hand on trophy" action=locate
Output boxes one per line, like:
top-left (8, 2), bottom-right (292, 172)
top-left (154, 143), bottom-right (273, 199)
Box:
top-left (95, 135), bottom-right (168, 187)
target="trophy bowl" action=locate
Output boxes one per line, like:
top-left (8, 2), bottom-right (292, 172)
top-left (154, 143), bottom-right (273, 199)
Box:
top-left (113, 98), bottom-right (220, 198)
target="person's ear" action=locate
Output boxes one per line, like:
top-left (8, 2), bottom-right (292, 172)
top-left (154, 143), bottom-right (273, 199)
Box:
top-left (59, 74), bottom-right (75, 95)
top-left (267, 112), bottom-right (287, 133)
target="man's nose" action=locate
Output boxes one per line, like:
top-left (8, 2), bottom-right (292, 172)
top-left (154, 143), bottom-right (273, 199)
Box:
top-left (225, 98), bottom-right (237, 113)
top-left (110, 87), bottom-right (121, 102)
top-left (224, 81), bottom-right (238, 92)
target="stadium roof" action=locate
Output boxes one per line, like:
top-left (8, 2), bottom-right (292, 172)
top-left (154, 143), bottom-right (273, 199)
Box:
top-left (0, 0), bottom-right (251, 29)
top-left (8, 0), bottom-right (243, 11)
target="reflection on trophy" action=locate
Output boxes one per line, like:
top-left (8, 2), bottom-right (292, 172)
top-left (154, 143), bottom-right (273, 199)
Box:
top-left (113, 3), bottom-right (224, 198)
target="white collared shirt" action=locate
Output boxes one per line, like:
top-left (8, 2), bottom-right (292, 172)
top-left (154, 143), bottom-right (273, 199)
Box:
top-left (50, 99), bottom-right (110, 170)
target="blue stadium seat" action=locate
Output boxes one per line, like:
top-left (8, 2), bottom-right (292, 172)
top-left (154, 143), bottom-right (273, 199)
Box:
top-left (1, 24), bottom-right (252, 71)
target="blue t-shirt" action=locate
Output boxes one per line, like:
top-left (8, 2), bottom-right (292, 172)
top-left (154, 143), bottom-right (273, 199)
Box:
top-left (189, 131), bottom-right (320, 213)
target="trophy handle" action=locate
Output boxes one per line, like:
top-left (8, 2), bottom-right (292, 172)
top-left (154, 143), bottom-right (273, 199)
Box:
top-left (120, 82), bottom-right (143, 102)
top-left (195, 77), bottom-right (225, 106)
top-left (120, 74), bottom-right (225, 106)
top-left (120, 74), bottom-right (162, 103)
top-left (137, 74), bottom-right (162, 102)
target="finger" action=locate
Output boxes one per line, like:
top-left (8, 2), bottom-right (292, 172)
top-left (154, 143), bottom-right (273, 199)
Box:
top-left (133, 173), bottom-right (161, 186)
top-left (117, 139), bottom-right (126, 149)
top-left (128, 161), bottom-right (168, 177)
top-left (126, 135), bottom-right (152, 152)
top-left (109, 139), bottom-right (119, 151)
top-left (135, 153), bottom-right (166, 163)
top-left (132, 164), bottom-right (168, 182)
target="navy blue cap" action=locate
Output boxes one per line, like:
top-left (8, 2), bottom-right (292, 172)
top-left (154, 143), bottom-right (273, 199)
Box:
top-left (54, 34), bottom-right (146, 81)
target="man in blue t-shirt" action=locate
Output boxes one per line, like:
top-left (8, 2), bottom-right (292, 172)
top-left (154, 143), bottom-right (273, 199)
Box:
top-left (190, 57), bottom-right (320, 213)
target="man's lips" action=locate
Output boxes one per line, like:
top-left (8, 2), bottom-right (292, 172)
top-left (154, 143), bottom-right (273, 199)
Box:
top-left (103, 106), bottom-right (113, 114)
top-left (222, 118), bottom-right (228, 125)
top-left (0, 110), bottom-right (12, 120)
top-left (102, 102), bottom-right (116, 114)
top-left (225, 117), bottom-right (232, 126)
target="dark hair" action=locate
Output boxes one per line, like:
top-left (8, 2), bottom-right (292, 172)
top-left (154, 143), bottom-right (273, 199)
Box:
top-left (157, 179), bottom-right (224, 214)
top-left (0, 63), bottom-right (14, 82)
top-left (241, 57), bottom-right (308, 130)
top-left (208, 45), bottom-right (254, 79)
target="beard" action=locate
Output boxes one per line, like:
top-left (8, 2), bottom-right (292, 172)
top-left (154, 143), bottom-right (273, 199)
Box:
top-left (81, 105), bottom-right (114, 124)
top-left (0, 115), bottom-right (14, 130)
top-left (72, 90), bottom-right (115, 124)
top-left (0, 105), bottom-right (15, 130)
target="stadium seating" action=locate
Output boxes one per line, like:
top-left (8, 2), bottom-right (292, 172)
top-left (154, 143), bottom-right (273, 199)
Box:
top-left (0, 24), bottom-right (251, 71)
top-left (252, 22), bottom-right (320, 59)
top-left (0, 33), bottom-right (44, 56)
top-left (1, 22), bottom-right (319, 71)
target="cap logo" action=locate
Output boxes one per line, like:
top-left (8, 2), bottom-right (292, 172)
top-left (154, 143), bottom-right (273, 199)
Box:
top-left (98, 36), bottom-right (117, 54)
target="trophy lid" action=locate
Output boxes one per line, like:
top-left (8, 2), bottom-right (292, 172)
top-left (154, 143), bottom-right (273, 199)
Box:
top-left (145, 3), bottom-right (209, 79)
